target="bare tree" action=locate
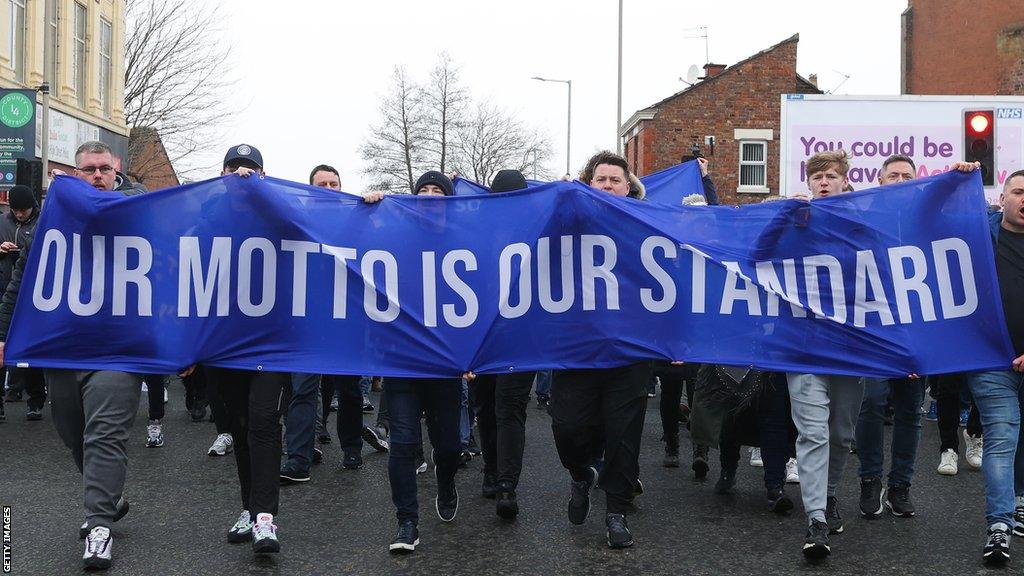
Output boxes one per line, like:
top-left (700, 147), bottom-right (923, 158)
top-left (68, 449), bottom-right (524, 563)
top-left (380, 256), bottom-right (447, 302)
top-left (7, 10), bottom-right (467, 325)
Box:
top-left (360, 67), bottom-right (428, 194)
top-left (123, 0), bottom-right (235, 184)
top-left (454, 101), bottom-right (555, 185)
top-left (420, 53), bottom-right (468, 174)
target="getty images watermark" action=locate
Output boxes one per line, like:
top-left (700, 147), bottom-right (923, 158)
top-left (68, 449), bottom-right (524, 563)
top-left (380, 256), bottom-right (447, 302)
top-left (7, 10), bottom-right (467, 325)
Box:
top-left (2, 505), bottom-right (10, 573)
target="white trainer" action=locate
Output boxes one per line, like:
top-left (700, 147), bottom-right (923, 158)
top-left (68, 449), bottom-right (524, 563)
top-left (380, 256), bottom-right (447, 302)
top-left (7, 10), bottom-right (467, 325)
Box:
top-left (785, 458), bottom-right (800, 484)
top-left (964, 430), bottom-right (983, 470)
top-left (252, 513), bottom-right (280, 554)
top-left (937, 448), bottom-right (959, 476)
top-left (227, 510), bottom-right (253, 543)
top-left (146, 421), bottom-right (164, 448)
top-left (208, 433), bottom-right (233, 456)
top-left (749, 447), bottom-right (763, 467)
top-left (82, 526), bottom-right (112, 570)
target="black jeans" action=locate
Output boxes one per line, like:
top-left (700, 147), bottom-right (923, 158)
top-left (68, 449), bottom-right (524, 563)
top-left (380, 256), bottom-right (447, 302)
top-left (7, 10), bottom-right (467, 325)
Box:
top-left (142, 374), bottom-right (165, 421)
top-left (473, 372), bottom-right (536, 487)
top-left (718, 374), bottom-right (794, 490)
top-left (386, 377), bottom-right (462, 523)
top-left (653, 362), bottom-right (699, 449)
top-left (323, 375), bottom-right (363, 454)
top-left (932, 373), bottom-right (982, 452)
top-left (550, 363), bottom-right (650, 515)
top-left (11, 367), bottom-right (47, 411)
top-left (205, 367), bottom-right (291, 517)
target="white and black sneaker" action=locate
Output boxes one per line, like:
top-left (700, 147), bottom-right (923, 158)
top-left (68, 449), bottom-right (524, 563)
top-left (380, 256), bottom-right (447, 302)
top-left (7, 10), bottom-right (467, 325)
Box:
top-left (208, 433), bottom-right (233, 456)
top-left (435, 468), bottom-right (459, 522)
top-left (146, 421), bottom-right (164, 448)
top-left (984, 523), bottom-right (1011, 565)
top-left (227, 510), bottom-right (254, 543)
top-left (803, 520), bottom-right (831, 560)
top-left (1014, 497), bottom-right (1024, 537)
top-left (252, 513), bottom-right (280, 554)
top-left (362, 425), bottom-right (389, 452)
top-left (389, 520), bottom-right (419, 553)
top-left (82, 526), bottom-right (113, 570)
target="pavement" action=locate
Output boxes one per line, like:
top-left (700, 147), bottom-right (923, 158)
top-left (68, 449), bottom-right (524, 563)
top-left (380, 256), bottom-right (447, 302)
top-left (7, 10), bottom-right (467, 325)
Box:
top-left (0, 387), bottom-right (1006, 575)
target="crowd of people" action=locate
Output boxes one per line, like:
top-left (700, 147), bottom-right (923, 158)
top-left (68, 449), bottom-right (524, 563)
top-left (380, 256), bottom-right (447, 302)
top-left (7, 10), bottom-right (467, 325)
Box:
top-left (0, 139), bottom-right (1021, 571)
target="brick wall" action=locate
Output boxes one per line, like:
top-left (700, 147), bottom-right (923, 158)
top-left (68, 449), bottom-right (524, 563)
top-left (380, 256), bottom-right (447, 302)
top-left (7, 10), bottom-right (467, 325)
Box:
top-left (904, 0), bottom-right (1024, 95)
top-left (625, 36), bottom-right (819, 205)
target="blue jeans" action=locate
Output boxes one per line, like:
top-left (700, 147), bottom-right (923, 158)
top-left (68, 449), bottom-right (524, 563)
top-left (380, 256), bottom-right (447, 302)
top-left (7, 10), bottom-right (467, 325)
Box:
top-left (386, 377), bottom-right (462, 523)
top-left (968, 370), bottom-right (1024, 528)
top-left (285, 373), bottom-right (322, 472)
top-left (856, 377), bottom-right (925, 487)
top-left (534, 370), bottom-right (552, 400)
top-left (359, 376), bottom-right (371, 397)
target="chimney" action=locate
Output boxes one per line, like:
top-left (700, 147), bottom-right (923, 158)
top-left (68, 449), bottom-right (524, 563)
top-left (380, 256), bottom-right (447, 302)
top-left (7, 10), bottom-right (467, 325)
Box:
top-left (808, 73), bottom-right (818, 88)
top-left (702, 63), bottom-right (727, 79)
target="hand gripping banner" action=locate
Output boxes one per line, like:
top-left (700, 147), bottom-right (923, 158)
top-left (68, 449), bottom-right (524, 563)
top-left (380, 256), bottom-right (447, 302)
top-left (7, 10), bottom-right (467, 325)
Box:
top-left (5, 171), bottom-right (1013, 378)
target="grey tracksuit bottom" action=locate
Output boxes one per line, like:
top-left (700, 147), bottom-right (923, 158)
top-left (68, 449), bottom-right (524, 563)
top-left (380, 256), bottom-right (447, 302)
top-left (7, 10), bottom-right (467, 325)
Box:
top-left (47, 369), bottom-right (142, 530)
top-left (786, 373), bottom-right (865, 524)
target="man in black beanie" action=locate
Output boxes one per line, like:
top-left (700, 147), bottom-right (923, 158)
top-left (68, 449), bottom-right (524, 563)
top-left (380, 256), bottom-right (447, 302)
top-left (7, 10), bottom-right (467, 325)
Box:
top-left (413, 171), bottom-right (454, 196)
top-left (0, 185), bottom-right (45, 420)
top-left (468, 169), bottom-right (537, 520)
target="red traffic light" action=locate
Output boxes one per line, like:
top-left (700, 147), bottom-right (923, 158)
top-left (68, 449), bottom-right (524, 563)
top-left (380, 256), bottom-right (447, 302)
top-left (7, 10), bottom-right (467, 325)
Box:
top-left (967, 111), bottom-right (992, 135)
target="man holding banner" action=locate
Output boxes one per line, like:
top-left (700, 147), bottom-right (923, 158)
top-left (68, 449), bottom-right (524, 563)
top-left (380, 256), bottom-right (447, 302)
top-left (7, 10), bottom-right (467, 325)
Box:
top-left (0, 141), bottom-right (144, 570)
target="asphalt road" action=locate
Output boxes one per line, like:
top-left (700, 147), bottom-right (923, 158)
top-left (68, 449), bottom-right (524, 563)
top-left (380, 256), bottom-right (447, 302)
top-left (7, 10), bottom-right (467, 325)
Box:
top-left (0, 386), bottom-right (1006, 575)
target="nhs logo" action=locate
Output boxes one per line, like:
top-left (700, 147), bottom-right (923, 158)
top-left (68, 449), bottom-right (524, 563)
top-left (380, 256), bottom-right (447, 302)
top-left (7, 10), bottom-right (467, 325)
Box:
top-left (997, 108), bottom-right (1022, 119)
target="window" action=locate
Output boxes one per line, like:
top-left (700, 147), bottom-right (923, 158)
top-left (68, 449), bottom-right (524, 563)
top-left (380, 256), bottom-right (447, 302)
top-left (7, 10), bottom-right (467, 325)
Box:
top-left (9, 0), bottom-right (26, 82)
top-left (74, 2), bottom-right (88, 108)
top-left (46, 0), bottom-right (60, 93)
top-left (99, 19), bottom-right (112, 114)
top-left (738, 141), bottom-right (768, 190)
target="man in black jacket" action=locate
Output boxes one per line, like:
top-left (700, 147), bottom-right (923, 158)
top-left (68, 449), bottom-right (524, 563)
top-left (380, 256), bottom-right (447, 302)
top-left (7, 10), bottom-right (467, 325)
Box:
top-left (0, 141), bottom-right (145, 570)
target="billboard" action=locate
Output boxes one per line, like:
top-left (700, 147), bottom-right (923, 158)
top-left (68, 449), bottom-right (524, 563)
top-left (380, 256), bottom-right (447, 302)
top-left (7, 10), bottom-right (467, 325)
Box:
top-left (780, 94), bottom-right (1024, 203)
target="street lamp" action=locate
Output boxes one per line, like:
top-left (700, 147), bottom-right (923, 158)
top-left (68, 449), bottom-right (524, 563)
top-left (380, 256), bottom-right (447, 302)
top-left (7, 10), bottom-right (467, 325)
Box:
top-left (532, 76), bottom-right (572, 177)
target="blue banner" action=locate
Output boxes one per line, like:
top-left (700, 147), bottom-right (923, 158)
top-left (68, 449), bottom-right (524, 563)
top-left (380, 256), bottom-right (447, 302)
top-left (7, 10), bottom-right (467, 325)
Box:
top-left (641, 160), bottom-right (706, 205)
top-left (4, 171), bottom-right (1013, 378)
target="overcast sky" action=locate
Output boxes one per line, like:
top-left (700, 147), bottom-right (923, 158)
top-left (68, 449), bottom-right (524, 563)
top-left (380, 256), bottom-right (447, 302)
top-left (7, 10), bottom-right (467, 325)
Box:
top-left (204, 0), bottom-right (907, 190)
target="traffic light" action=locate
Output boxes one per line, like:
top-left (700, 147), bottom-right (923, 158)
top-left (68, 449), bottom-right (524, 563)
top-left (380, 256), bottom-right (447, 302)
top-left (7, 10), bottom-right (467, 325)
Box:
top-left (964, 110), bottom-right (994, 186)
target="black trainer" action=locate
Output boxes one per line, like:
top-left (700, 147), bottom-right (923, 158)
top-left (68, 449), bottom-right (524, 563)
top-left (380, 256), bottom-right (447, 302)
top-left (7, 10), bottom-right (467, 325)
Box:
top-left (714, 469), bottom-right (736, 495)
top-left (663, 445), bottom-right (680, 468)
top-left (692, 445), bottom-right (709, 480)
top-left (825, 496), bottom-right (843, 534)
top-left (279, 463), bottom-right (310, 484)
top-left (606, 513), bottom-right (634, 549)
top-left (189, 405), bottom-right (207, 422)
top-left (312, 447), bottom-right (323, 464)
top-left (568, 467), bottom-right (598, 525)
top-left (26, 407), bottom-right (42, 421)
top-left (482, 472), bottom-right (498, 499)
top-left (569, 467), bottom-right (598, 524)
top-left (767, 487), bottom-right (794, 514)
top-left (342, 452), bottom-right (362, 470)
top-left (361, 425), bottom-right (389, 452)
top-left (389, 520), bottom-right (419, 554)
top-left (859, 477), bottom-right (883, 518)
top-left (885, 485), bottom-right (915, 517)
top-left (496, 484), bottom-right (519, 520)
top-left (983, 523), bottom-right (1011, 565)
top-left (317, 430), bottom-right (332, 444)
top-left (436, 471), bottom-right (459, 522)
top-left (803, 520), bottom-right (831, 560)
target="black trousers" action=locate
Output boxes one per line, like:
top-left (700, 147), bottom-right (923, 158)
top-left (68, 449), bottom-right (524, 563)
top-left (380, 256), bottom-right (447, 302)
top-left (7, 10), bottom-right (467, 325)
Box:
top-left (550, 363), bottom-right (650, 514)
top-left (931, 373), bottom-right (982, 452)
top-left (473, 371), bottom-right (537, 487)
top-left (183, 366), bottom-right (230, 434)
top-left (205, 367), bottom-right (291, 517)
top-left (322, 375), bottom-right (363, 454)
top-left (653, 362), bottom-right (699, 449)
top-left (142, 374), bottom-right (165, 421)
top-left (11, 367), bottom-right (47, 411)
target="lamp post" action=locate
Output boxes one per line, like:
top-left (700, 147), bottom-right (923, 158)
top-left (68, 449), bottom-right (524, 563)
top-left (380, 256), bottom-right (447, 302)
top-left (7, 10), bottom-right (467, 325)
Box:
top-left (617, 0), bottom-right (623, 154)
top-left (532, 76), bottom-right (572, 177)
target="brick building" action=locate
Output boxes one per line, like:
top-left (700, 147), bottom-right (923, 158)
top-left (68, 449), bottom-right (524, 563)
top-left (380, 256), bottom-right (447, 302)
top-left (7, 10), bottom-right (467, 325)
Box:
top-left (620, 35), bottom-right (820, 205)
top-left (902, 0), bottom-right (1024, 95)
top-left (126, 127), bottom-right (179, 190)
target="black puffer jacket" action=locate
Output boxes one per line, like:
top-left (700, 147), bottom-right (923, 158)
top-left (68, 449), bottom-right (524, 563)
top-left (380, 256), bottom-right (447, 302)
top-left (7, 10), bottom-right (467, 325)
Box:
top-left (0, 174), bottom-right (147, 341)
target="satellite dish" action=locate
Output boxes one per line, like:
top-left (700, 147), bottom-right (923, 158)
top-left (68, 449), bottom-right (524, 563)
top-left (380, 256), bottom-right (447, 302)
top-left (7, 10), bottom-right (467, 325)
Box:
top-left (686, 64), bottom-right (700, 84)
